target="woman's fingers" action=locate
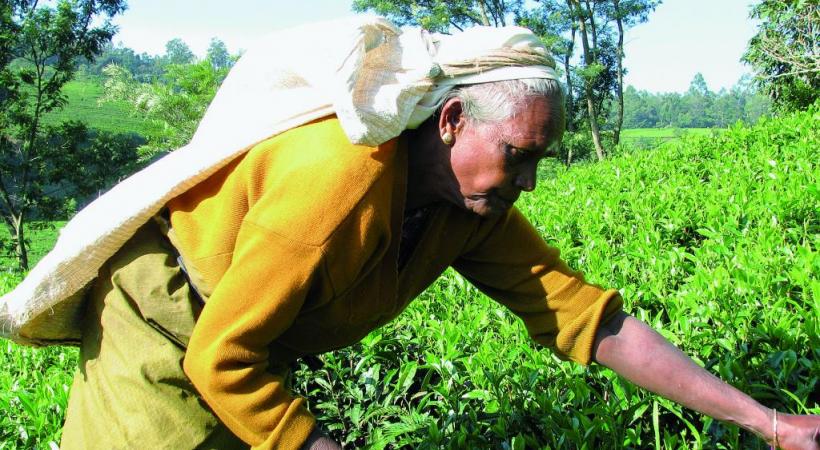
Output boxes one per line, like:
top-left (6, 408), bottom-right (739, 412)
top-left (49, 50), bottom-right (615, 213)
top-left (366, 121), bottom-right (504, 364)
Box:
top-left (777, 413), bottom-right (820, 450)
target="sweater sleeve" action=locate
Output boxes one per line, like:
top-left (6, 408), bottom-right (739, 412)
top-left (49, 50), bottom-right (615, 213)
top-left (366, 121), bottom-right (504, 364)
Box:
top-left (452, 207), bottom-right (623, 365)
top-left (183, 219), bottom-right (321, 450)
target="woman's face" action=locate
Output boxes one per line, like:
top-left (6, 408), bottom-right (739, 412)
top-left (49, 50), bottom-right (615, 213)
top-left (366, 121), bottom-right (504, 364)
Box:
top-left (444, 95), bottom-right (563, 217)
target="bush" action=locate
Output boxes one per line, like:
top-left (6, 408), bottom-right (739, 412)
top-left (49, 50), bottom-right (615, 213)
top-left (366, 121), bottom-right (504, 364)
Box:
top-left (1, 107), bottom-right (817, 449)
top-left (295, 106), bottom-right (819, 448)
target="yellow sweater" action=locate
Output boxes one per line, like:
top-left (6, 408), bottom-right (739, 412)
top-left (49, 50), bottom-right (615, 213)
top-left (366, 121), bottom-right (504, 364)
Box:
top-left (167, 117), bottom-right (622, 450)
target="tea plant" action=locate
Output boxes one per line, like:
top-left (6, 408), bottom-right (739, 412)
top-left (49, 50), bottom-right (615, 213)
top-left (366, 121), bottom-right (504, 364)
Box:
top-left (292, 107), bottom-right (818, 448)
top-left (0, 107), bottom-right (817, 448)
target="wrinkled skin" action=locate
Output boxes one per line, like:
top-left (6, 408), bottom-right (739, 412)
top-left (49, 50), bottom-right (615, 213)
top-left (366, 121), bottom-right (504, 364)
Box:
top-left (439, 95), bottom-right (563, 217)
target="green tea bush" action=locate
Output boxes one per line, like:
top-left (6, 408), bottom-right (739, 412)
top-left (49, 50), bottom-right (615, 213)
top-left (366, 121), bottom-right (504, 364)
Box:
top-left (0, 271), bottom-right (78, 449)
top-left (293, 107), bottom-right (818, 449)
top-left (0, 107), bottom-right (816, 449)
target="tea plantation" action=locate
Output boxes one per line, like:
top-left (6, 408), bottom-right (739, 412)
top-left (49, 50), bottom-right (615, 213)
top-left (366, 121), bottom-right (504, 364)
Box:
top-left (0, 107), bottom-right (817, 449)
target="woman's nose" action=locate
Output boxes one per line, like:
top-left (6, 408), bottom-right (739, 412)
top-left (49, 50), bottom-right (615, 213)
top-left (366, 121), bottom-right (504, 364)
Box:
top-left (515, 163), bottom-right (537, 192)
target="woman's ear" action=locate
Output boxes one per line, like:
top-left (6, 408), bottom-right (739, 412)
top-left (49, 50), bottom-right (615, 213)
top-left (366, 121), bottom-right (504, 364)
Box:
top-left (439, 98), bottom-right (465, 139)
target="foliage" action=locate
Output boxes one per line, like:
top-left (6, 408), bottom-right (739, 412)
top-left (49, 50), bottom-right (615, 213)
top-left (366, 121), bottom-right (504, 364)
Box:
top-left (605, 0), bottom-right (661, 143)
top-left (0, 120), bottom-right (143, 267)
top-left (78, 36), bottom-right (237, 83)
top-left (585, 34), bottom-right (618, 119)
top-left (618, 127), bottom-right (714, 149)
top-left (547, 0), bottom-right (623, 160)
top-left (77, 41), bottom-right (164, 82)
top-left (352, 0), bottom-right (524, 32)
top-left (622, 74), bottom-right (771, 129)
top-left (298, 105), bottom-right (819, 449)
top-left (607, 0), bottom-right (659, 27)
top-left (0, 337), bottom-right (76, 449)
top-left (0, 224), bottom-right (71, 448)
top-left (0, 220), bottom-right (63, 269)
top-left (43, 122), bottom-right (145, 208)
top-left (0, 0), bottom-right (127, 270)
top-left (1, 106), bottom-right (816, 449)
top-left (100, 59), bottom-right (228, 160)
top-left (38, 76), bottom-right (162, 137)
top-left (206, 38), bottom-right (234, 72)
top-left (163, 38), bottom-right (195, 66)
top-left (742, 0), bottom-right (819, 111)
top-left (559, 129), bottom-right (596, 164)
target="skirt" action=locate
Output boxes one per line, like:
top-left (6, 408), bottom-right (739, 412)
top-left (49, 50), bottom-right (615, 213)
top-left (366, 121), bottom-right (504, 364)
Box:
top-left (60, 218), bottom-right (250, 449)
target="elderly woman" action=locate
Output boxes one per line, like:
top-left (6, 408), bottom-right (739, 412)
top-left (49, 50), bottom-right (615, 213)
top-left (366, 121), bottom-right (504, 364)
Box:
top-left (3, 17), bottom-right (817, 450)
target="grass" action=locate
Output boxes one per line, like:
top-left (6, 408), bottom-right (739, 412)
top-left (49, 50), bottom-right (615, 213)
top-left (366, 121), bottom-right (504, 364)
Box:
top-left (39, 77), bottom-right (161, 138)
top-left (0, 107), bottom-right (817, 448)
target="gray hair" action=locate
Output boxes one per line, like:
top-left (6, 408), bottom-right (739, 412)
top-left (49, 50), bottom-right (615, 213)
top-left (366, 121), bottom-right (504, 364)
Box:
top-left (440, 78), bottom-right (565, 126)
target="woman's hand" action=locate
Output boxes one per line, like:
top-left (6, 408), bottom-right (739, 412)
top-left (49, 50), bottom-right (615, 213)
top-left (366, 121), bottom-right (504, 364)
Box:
top-left (301, 427), bottom-right (343, 450)
top-left (774, 413), bottom-right (820, 450)
top-left (592, 312), bottom-right (819, 447)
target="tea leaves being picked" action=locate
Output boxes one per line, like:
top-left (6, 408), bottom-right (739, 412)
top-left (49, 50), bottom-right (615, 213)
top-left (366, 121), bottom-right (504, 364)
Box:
top-left (0, 107), bottom-right (817, 449)
top-left (293, 106), bottom-right (818, 449)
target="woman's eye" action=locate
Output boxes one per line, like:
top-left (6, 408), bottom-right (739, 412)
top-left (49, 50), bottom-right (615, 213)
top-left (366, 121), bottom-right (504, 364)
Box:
top-left (504, 145), bottom-right (524, 163)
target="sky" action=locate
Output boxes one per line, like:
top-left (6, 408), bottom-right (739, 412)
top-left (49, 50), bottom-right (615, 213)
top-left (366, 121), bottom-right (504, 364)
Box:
top-left (108, 0), bottom-right (760, 94)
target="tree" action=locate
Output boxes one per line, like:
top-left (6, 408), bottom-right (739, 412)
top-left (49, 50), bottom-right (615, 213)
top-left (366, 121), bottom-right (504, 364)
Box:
top-left (568, 0), bottom-right (606, 160)
top-left (164, 38), bottom-right (195, 66)
top-left (79, 41), bottom-right (162, 81)
top-left (518, 1), bottom-right (617, 164)
top-left (0, 0), bottom-right (127, 270)
top-left (606, 0), bottom-right (659, 144)
top-left (352, 0), bottom-right (524, 32)
top-left (742, 0), bottom-right (819, 111)
top-left (619, 75), bottom-right (770, 129)
top-left (681, 73), bottom-right (714, 127)
top-left (36, 121), bottom-right (144, 211)
top-left (518, 1), bottom-right (577, 132)
top-left (101, 59), bottom-right (229, 161)
top-left (206, 37), bottom-right (233, 71)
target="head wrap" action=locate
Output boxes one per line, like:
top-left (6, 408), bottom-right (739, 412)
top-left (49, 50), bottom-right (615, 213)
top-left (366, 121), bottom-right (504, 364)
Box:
top-left (1, 16), bottom-right (560, 345)
top-left (409, 26), bottom-right (559, 127)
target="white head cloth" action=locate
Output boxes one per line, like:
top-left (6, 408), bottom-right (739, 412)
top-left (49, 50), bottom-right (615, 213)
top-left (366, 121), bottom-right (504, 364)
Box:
top-left (1, 15), bottom-right (559, 345)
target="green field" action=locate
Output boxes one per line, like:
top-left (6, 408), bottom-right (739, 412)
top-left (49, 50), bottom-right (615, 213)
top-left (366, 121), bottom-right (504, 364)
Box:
top-left (0, 222), bottom-right (64, 270)
top-left (621, 127), bottom-right (714, 138)
top-left (39, 77), bottom-right (161, 138)
top-left (0, 109), bottom-right (818, 448)
top-left (620, 127), bottom-right (718, 145)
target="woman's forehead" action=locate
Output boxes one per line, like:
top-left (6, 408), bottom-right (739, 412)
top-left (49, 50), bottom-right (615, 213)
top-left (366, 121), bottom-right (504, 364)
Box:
top-left (495, 97), bottom-right (562, 147)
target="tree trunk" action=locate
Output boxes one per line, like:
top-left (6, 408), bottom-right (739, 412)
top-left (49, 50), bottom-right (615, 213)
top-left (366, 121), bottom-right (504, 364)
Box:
top-left (491, 0), bottom-right (506, 26)
top-left (477, 1), bottom-right (492, 26)
top-left (564, 26), bottom-right (577, 133)
top-left (570, 0), bottom-right (606, 160)
top-left (12, 214), bottom-right (28, 271)
top-left (583, 0), bottom-right (599, 51)
top-left (614, 0), bottom-right (625, 145)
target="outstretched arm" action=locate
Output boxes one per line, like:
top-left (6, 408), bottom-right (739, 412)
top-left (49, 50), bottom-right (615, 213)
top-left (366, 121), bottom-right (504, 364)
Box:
top-left (593, 311), bottom-right (820, 449)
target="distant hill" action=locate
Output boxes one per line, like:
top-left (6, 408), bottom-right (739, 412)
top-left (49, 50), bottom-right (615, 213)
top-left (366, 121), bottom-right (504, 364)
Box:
top-left (40, 76), bottom-right (162, 138)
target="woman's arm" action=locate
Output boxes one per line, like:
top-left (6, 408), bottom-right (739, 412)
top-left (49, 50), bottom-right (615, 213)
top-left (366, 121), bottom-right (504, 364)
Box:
top-left (592, 311), bottom-right (820, 449)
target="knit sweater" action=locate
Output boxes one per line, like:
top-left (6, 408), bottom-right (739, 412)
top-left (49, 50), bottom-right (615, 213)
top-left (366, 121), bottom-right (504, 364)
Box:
top-left (167, 116), bottom-right (622, 450)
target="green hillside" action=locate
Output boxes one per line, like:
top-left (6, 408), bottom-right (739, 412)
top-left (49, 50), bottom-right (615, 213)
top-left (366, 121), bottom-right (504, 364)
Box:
top-left (40, 77), bottom-right (161, 138)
